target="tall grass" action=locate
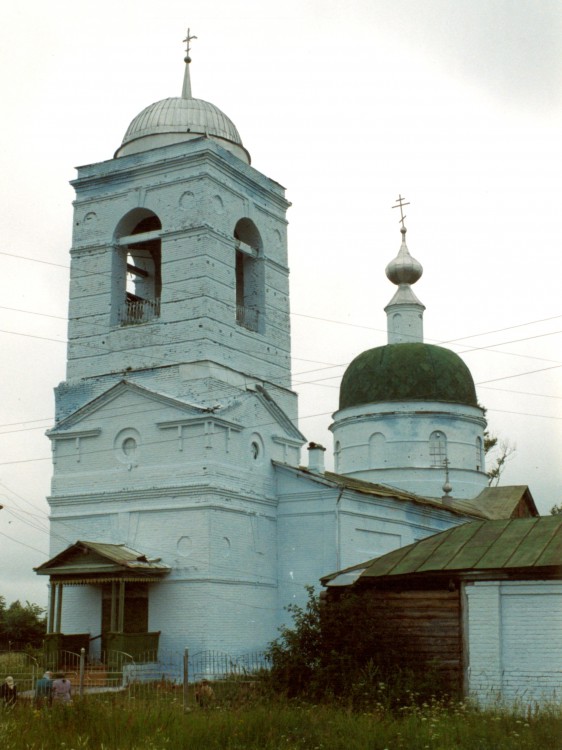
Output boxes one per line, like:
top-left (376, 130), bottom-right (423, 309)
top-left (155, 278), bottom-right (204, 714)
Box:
top-left (1, 693), bottom-right (561, 749)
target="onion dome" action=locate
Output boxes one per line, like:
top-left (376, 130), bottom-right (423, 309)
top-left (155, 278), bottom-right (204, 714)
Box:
top-left (385, 226), bottom-right (423, 285)
top-left (115, 34), bottom-right (250, 163)
top-left (339, 343), bottom-right (478, 410)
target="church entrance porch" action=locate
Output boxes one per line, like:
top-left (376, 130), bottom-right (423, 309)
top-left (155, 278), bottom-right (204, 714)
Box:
top-left (35, 541), bottom-right (170, 666)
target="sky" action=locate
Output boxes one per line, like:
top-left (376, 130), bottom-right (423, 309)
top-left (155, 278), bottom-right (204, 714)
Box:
top-left (0, 0), bottom-right (561, 607)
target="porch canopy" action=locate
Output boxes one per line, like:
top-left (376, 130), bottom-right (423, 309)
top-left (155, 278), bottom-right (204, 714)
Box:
top-left (35, 541), bottom-right (170, 636)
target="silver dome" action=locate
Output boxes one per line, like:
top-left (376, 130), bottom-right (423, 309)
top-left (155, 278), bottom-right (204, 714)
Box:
top-left (115, 43), bottom-right (251, 162)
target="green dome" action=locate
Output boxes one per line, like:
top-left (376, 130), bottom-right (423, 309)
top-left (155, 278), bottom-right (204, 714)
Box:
top-left (339, 343), bottom-right (478, 410)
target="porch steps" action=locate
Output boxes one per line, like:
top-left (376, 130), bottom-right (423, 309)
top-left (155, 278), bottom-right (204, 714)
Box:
top-left (83, 665), bottom-right (109, 687)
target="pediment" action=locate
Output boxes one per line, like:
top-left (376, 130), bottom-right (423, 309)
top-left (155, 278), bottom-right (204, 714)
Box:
top-left (252, 385), bottom-right (306, 443)
top-left (34, 540), bottom-right (170, 582)
top-left (47, 380), bottom-right (209, 437)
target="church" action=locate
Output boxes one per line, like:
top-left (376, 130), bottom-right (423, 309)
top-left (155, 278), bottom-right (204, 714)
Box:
top-left (35, 37), bottom-right (537, 662)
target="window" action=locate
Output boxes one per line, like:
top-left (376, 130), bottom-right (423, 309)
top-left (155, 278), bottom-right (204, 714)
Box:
top-left (234, 218), bottom-right (264, 333)
top-left (476, 436), bottom-right (483, 471)
top-left (429, 430), bottom-right (447, 467)
top-left (113, 211), bottom-right (162, 325)
top-left (369, 432), bottom-right (386, 468)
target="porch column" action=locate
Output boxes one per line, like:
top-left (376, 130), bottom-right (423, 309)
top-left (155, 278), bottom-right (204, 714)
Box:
top-left (110, 581), bottom-right (117, 631)
top-left (48, 582), bottom-right (56, 633)
top-left (118, 580), bottom-right (126, 633)
top-left (55, 583), bottom-right (64, 633)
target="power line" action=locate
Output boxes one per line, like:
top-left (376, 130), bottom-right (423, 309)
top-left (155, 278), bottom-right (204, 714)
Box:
top-left (0, 529), bottom-right (48, 556)
top-left (479, 364), bottom-right (562, 385)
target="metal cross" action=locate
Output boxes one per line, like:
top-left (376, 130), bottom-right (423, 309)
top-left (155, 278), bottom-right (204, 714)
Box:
top-left (392, 194), bottom-right (410, 229)
top-left (183, 28), bottom-right (197, 60)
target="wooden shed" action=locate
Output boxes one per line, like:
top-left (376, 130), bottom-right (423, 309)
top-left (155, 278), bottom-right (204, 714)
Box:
top-left (322, 516), bottom-right (562, 705)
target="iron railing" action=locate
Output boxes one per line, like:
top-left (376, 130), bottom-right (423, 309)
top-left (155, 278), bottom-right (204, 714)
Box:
top-left (119, 297), bottom-right (161, 325)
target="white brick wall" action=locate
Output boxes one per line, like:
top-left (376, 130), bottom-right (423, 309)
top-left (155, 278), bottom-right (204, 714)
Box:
top-left (466, 580), bottom-right (562, 706)
top-left (331, 400), bottom-right (488, 500)
top-left (66, 139), bottom-right (292, 390)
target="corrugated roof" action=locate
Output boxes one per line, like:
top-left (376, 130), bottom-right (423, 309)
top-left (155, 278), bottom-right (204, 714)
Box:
top-left (322, 517), bottom-right (562, 585)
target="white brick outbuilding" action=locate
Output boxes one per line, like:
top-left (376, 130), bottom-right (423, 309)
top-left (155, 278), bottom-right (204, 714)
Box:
top-left (323, 516), bottom-right (562, 707)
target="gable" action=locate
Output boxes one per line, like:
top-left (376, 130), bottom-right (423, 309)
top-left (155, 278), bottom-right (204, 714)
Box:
top-left (48, 380), bottom-right (207, 435)
top-left (464, 485), bottom-right (539, 519)
top-left (34, 541), bottom-right (170, 582)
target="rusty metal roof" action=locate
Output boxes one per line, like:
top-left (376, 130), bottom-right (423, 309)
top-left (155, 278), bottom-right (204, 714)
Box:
top-left (277, 464), bottom-right (536, 522)
top-left (34, 541), bottom-right (170, 582)
top-left (322, 516), bottom-right (562, 586)
top-left (462, 485), bottom-right (538, 519)
top-left (282, 466), bottom-right (488, 519)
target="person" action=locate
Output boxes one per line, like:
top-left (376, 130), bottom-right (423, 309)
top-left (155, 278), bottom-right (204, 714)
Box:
top-left (195, 679), bottom-right (215, 707)
top-left (35, 671), bottom-right (53, 707)
top-left (52, 673), bottom-right (72, 704)
top-left (0, 676), bottom-right (17, 707)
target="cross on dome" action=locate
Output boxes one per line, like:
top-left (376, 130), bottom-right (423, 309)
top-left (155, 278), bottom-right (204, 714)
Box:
top-left (392, 194), bottom-right (410, 231)
top-left (182, 28), bottom-right (197, 99)
top-left (183, 28), bottom-right (197, 63)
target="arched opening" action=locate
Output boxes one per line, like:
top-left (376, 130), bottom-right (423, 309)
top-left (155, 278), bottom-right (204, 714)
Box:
top-left (113, 210), bottom-right (162, 325)
top-left (334, 441), bottom-right (341, 473)
top-left (234, 218), bottom-right (264, 333)
top-left (475, 436), bottom-right (484, 471)
top-left (369, 432), bottom-right (386, 468)
top-left (429, 430), bottom-right (447, 468)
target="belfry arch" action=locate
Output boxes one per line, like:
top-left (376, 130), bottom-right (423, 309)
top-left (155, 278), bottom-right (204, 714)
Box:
top-left (112, 209), bottom-right (162, 325)
top-left (234, 218), bottom-right (264, 333)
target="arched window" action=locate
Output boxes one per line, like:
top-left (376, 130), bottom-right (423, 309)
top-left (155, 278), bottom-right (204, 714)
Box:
top-left (475, 436), bottom-right (484, 471)
top-left (234, 218), bottom-right (264, 333)
top-left (429, 430), bottom-right (447, 467)
top-left (369, 432), bottom-right (386, 468)
top-left (334, 441), bottom-right (341, 473)
top-left (113, 210), bottom-right (162, 325)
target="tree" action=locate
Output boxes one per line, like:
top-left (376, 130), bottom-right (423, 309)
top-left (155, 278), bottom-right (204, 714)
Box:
top-left (484, 427), bottom-right (516, 487)
top-left (0, 598), bottom-right (46, 648)
top-left (550, 504), bottom-right (562, 515)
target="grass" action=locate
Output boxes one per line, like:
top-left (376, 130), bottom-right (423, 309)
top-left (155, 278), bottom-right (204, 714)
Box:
top-left (1, 693), bottom-right (561, 750)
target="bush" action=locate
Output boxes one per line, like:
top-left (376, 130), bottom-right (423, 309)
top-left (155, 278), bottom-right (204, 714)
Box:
top-left (267, 586), bottom-right (450, 707)
top-left (0, 597), bottom-right (46, 648)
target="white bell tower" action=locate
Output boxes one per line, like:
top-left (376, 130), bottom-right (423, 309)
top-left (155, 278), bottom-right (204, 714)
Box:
top-left (47, 37), bottom-right (304, 657)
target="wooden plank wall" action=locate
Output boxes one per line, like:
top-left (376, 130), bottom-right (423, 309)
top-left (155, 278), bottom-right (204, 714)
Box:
top-left (366, 588), bottom-right (462, 693)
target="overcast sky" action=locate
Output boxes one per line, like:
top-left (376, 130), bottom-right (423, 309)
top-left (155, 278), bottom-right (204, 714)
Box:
top-left (1, 0), bottom-right (561, 606)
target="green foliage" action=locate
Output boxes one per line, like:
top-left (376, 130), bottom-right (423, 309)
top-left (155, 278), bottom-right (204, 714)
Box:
top-left (550, 503), bottom-right (562, 515)
top-left (0, 598), bottom-right (46, 647)
top-left (0, 693), bottom-right (561, 749)
top-left (266, 587), bottom-right (447, 706)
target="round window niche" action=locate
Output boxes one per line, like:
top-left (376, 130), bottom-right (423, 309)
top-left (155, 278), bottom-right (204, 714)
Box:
top-left (177, 536), bottom-right (193, 557)
top-left (114, 428), bottom-right (141, 466)
top-left (249, 434), bottom-right (264, 462)
top-left (122, 437), bottom-right (137, 456)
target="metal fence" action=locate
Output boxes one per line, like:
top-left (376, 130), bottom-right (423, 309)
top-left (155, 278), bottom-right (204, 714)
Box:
top-left (0, 651), bottom-right (39, 695)
top-left (0, 649), bottom-right (271, 708)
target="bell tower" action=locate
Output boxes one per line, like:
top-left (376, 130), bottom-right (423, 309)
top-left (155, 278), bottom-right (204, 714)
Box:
top-left (63, 40), bottom-right (292, 407)
top-left (47, 37), bottom-right (303, 657)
